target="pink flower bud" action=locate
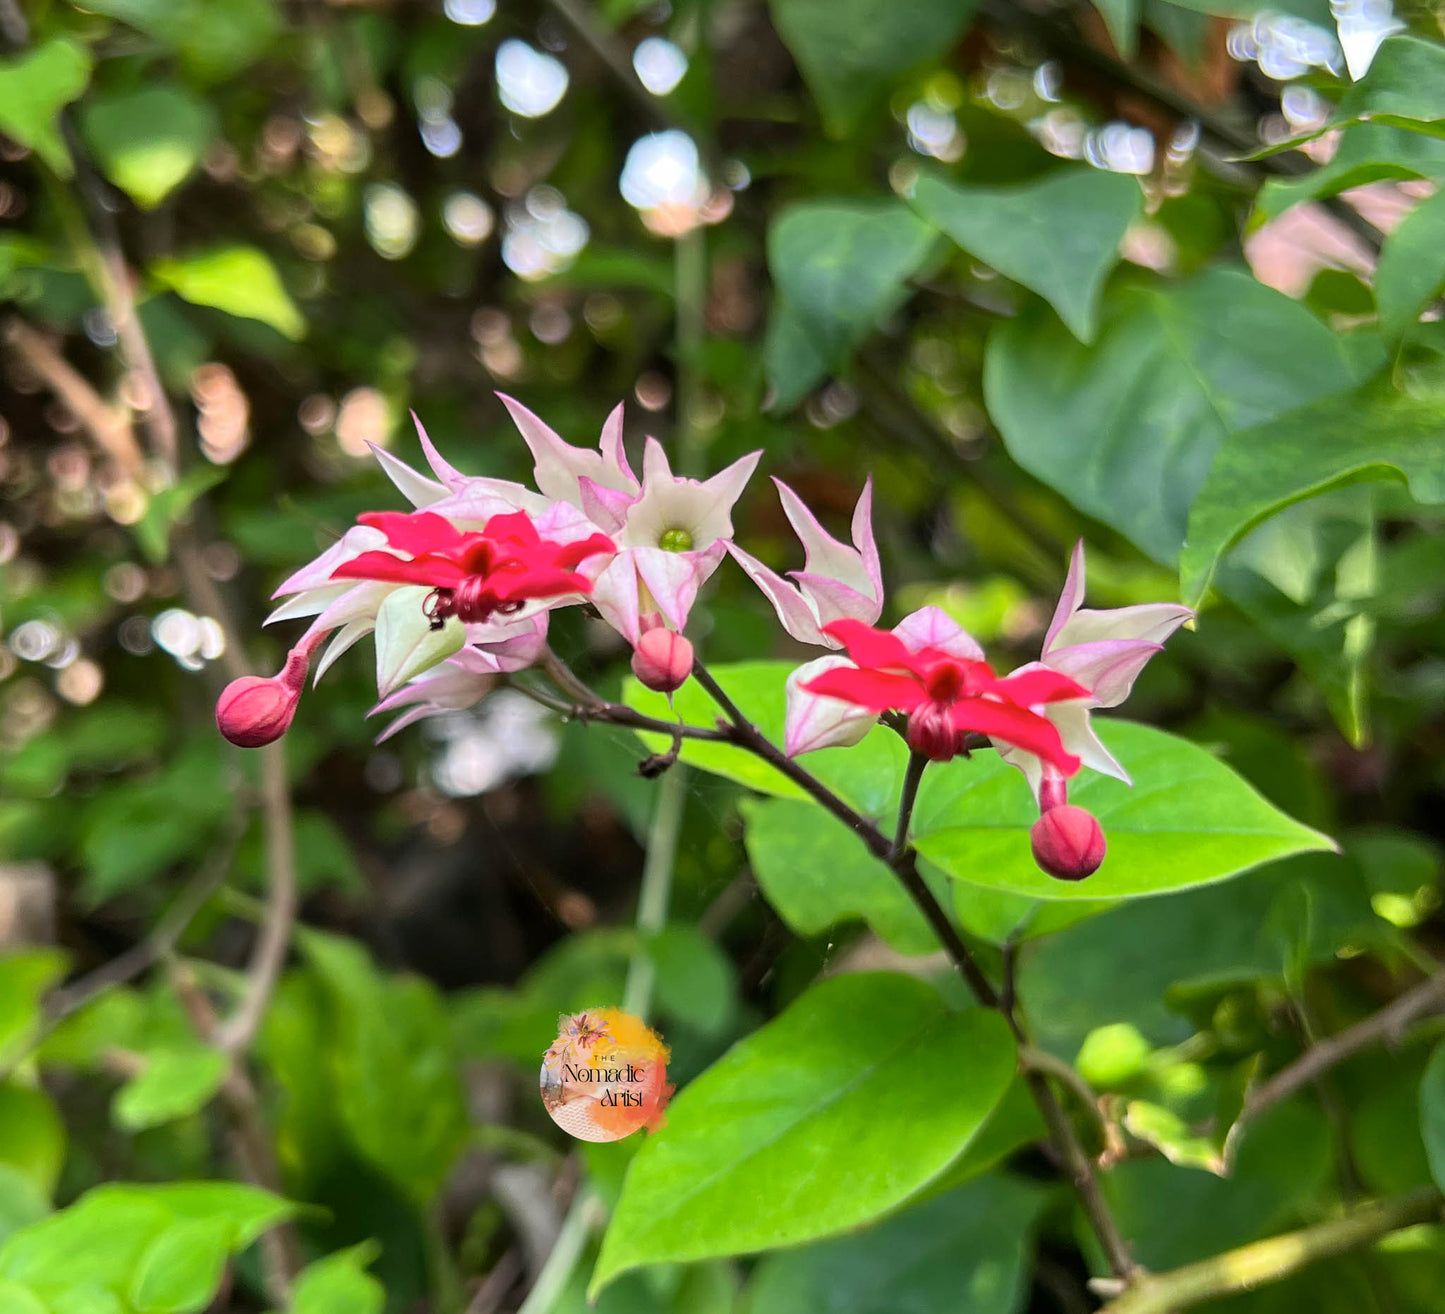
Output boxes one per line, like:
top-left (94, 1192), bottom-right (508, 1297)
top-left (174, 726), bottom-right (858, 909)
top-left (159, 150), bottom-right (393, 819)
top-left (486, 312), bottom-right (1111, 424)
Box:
top-left (1030, 805), bottom-right (1107, 882)
top-left (630, 628), bottom-right (694, 694)
top-left (215, 637), bottom-right (320, 748)
top-left (906, 703), bottom-right (963, 762)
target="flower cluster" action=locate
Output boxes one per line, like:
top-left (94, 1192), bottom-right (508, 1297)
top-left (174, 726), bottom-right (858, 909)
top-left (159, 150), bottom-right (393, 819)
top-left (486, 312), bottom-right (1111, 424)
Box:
top-left (217, 397), bottom-right (1191, 881)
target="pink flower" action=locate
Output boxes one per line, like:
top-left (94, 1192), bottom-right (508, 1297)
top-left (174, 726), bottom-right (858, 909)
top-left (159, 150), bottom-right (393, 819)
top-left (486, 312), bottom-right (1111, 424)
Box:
top-left (631, 627), bottom-right (695, 694)
top-left (582, 437), bottom-right (762, 644)
top-left (801, 618), bottom-right (1089, 768)
top-left (1031, 805), bottom-right (1107, 881)
top-left (728, 478), bottom-right (883, 647)
top-left (996, 541), bottom-right (1194, 807)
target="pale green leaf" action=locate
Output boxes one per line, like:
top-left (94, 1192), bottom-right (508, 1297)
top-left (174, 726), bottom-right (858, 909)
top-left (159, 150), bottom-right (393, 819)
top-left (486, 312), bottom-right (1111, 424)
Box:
top-left (128, 1218), bottom-right (231, 1314)
top-left (0, 40), bottom-right (91, 176)
top-left (984, 267), bottom-right (1362, 563)
top-left (1374, 188), bottom-right (1445, 345)
top-left (767, 0), bottom-right (977, 137)
top-left (111, 1048), bottom-right (229, 1132)
top-left (591, 974), bottom-right (1015, 1294)
top-left (0, 1085), bottom-right (64, 1201)
top-left (80, 85), bottom-right (217, 210)
top-left (151, 246), bottom-right (305, 340)
top-left (0, 951), bottom-right (68, 1071)
top-left (909, 167), bottom-right (1141, 341)
top-left (290, 1243), bottom-right (385, 1314)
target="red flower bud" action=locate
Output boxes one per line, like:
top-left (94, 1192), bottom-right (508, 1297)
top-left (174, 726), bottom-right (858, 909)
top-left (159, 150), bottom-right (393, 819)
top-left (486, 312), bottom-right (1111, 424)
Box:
top-left (1030, 805), bottom-right (1106, 882)
top-left (906, 703), bottom-right (963, 762)
top-left (215, 636), bottom-right (321, 748)
top-left (630, 628), bottom-right (694, 694)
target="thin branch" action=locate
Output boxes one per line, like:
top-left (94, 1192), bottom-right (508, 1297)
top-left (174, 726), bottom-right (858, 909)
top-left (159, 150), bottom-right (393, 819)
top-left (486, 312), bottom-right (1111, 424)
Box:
top-left (1235, 970), bottom-right (1445, 1132)
top-left (891, 751), bottom-right (928, 860)
top-left (1021, 1044), bottom-right (1107, 1130)
top-left (1098, 1188), bottom-right (1443, 1314)
top-left (3, 316), bottom-right (145, 476)
top-left (506, 676), bottom-right (732, 743)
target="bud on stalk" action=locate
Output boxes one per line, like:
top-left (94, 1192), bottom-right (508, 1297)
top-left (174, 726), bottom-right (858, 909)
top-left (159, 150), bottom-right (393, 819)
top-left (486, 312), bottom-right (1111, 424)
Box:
top-left (630, 627), bottom-right (694, 694)
top-left (1030, 804), bottom-right (1107, 881)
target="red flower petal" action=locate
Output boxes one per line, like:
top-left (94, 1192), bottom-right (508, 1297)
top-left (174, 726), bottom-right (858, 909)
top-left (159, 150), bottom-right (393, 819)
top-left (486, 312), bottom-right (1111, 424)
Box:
top-left (357, 510), bottom-right (464, 556)
top-left (948, 698), bottom-right (1081, 774)
top-left (992, 668), bottom-right (1091, 707)
top-left (332, 550), bottom-right (468, 587)
top-left (801, 667), bottom-right (927, 712)
top-left (821, 619), bottom-right (923, 675)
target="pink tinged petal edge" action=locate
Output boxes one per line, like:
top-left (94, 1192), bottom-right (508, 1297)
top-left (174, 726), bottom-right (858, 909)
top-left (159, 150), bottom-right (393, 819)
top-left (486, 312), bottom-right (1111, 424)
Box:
top-left (577, 477), bottom-right (636, 536)
top-left (773, 478), bottom-right (871, 597)
top-left (726, 543), bottom-right (830, 647)
top-left (411, 412), bottom-right (469, 491)
top-left (312, 618), bottom-right (375, 684)
top-left (589, 554), bottom-right (643, 644)
top-left (271, 525), bottom-right (388, 599)
top-left (784, 656), bottom-right (876, 757)
top-left (790, 572), bottom-right (882, 629)
top-left (696, 449), bottom-right (764, 539)
top-left (1044, 640), bottom-right (1164, 709)
top-left (500, 393), bottom-right (639, 502)
top-left (1044, 539), bottom-right (1088, 653)
top-left (633, 544), bottom-right (717, 632)
top-left (598, 402), bottom-right (636, 487)
top-left (1053, 602), bottom-right (1195, 651)
top-left (367, 441), bottom-right (447, 509)
top-left (266, 583), bottom-right (352, 625)
top-left (852, 477), bottom-right (884, 602)
top-left (892, 605), bottom-right (985, 661)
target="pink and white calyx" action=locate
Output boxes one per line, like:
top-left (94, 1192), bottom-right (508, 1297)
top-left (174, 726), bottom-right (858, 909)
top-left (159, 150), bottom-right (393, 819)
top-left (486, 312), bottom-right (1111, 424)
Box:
top-left (218, 398), bottom-right (1191, 881)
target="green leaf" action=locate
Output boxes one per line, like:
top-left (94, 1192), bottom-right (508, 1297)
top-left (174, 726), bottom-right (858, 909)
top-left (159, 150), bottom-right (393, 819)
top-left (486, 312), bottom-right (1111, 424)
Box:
top-left (0, 1279), bottom-right (48, 1314)
top-left (626, 663), bottom-right (909, 817)
top-left (767, 0), bottom-right (977, 137)
top-left (1092, 0), bottom-right (1140, 55)
top-left (911, 720), bottom-right (1334, 901)
top-left (1336, 36), bottom-right (1445, 128)
top-left (591, 973), bottom-right (1016, 1294)
top-left (373, 586), bottom-right (464, 699)
top-left (290, 1243), bottom-right (385, 1314)
top-left (0, 1085), bottom-right (64, 1201)
top-left (1123, 1100), bottom-right (1225, 1173)
top-left (0, 40), bottom-right (92, 176)
top-left (744, 1173), bottom-right (1045, 1314)
top-left (300, 930), bottom-right (469, 1201)
top-left (0, 1166), bottom-right (49, 1250)
top-left (910, 167), bottom-right (1141, 341)
top-left (79, 0), bottom-right (280, 82)
top-left (1254, 123), bottom-right (1445, 223)
top-left (984, 268), bottom-right (1361, 564)
top-left (128, 1218), bottom-right (231, 1314)
top-left (1373, 189), bottom-right (1445, 346)
top-left (1419, 1041), bottom-right (1445, 1193)
top-left (765, 202), bottom-right (937, 409)
top-left (739, 796), bottom-right (944, 955)
top-left (111, 1048), bottom-right (229, 1132)
top-left (645, 926), bottom-right (737, 1036)
top-left (134, 466), bottom-right (227, 564)
top-left (151, 247), bottom-right (305, 340)
top-left (1180, 379), bottom-right (1445, 607)
top-left (0, 951), bottom-right (67, 1071)
top-left (79, 85), bottom-right (218, 210)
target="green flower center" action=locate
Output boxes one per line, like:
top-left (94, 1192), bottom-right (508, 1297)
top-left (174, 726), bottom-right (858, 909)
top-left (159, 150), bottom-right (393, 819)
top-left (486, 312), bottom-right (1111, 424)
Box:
top-left (659, 527), bottom-right (694, 553)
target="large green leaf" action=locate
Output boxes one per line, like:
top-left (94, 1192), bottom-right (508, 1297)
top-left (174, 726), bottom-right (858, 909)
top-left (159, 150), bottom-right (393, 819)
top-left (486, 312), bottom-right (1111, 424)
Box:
top-left (591, 973), bottom-right (1015, 1294)
top-left (1375, 189), bottom-right (1445, 346)
top-left (0, 951), bottom-right (67, 1071)
top-left (984, 268), bottom-right (1358, 563)
top-left (0, 1086), bottom-right (63, 1202)
top-left (150, 246), bottom-right (305, 340)
top-left (765, 202), bottom-right (937, 409)
top-left (79, 0), bottom-right (280, 82)
top-left (911, 720), bottom-right (1334, 901)
top-left (909, 168), bottom-right (1142, 341)
top-left (111, 1047), bottom-right (229, 1132)
top-left (128, 1218), bottom-right (232, 1314)
top-left (1180, 379), bottom-right (1445, 607)
top-left (767, 0), bottom-right (977, 137)
top-left (744, 1173), bottom-right (1045, 1314)
top-left (1255, 123), bottom-right (1445, 222)
top-left (1419, 1041), bottom-right (1445, 1193)
top-left (1336, 36), bottom-right (1445, 128)
top-left (80, 85), bottom-right (217, 210)
top-left (300, 930), bottom-right (469, 1201)
top-left (626, 663), bottom-right (909, 817)
top-left (0, 40), bottom-right (91, 176)
top-left (740, 795), bottom-right (945, 955)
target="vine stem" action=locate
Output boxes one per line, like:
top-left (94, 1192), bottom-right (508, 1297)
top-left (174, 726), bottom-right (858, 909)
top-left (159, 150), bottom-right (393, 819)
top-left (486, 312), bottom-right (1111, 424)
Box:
top-left (1097, 1188), bottom-right (1443, 1314)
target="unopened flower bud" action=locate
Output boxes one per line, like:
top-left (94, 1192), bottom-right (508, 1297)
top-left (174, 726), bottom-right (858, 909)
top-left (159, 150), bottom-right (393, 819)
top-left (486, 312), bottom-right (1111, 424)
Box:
top-left (215, 637), bottom-right (319, 748)
top-left (906, 703), bottom-right (963, 762)
top-left (1030, 804), bottom-right (1106, 882)
top-left (631, 628), bottom-right (694, 694)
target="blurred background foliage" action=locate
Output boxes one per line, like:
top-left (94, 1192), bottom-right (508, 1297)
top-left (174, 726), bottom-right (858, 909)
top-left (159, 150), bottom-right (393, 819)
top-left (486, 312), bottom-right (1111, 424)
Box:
top-left (3, 0), bottom-right (1445, 1310)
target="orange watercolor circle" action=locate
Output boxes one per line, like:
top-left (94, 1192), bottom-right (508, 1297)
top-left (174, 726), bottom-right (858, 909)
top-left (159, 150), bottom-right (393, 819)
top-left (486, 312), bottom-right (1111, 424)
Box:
top-left (540, 1007), bottom-right (673, 1143)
